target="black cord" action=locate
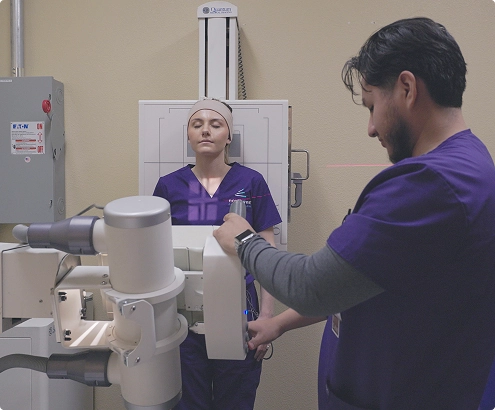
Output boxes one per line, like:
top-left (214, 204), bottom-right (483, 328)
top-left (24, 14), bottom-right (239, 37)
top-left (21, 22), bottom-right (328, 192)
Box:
top-left (76, 204), bottom-right (104, 216)
top-left (263, 343), bottom-right (274, 360)
top-left (237, 22), bottom-right (247, 100)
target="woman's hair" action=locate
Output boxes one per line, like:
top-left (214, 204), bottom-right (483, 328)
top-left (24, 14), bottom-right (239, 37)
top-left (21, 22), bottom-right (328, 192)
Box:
top-left (342, 17), bottom-right (467, 107)
top-left (188, 98), bottom-right (233, 164)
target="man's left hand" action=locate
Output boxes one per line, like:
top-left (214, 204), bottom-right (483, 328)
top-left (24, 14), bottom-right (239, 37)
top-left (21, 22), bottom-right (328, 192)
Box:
top-left (213, 213), bottom-right (254, 255)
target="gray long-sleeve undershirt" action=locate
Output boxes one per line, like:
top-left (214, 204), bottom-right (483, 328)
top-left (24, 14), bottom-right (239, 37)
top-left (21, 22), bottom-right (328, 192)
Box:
top-left (238, 235), bottom-right (384, 317)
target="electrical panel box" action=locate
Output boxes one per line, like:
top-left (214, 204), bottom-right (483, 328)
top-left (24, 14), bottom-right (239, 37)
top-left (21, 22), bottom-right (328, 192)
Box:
top-left (0, 76), bottom-right (65, 223)
top-left (139, 100), bottom-right (289, 249)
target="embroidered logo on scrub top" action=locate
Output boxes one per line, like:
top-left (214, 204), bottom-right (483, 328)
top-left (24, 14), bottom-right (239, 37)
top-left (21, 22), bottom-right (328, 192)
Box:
top-left (235, 189), bottom-right (247, 198)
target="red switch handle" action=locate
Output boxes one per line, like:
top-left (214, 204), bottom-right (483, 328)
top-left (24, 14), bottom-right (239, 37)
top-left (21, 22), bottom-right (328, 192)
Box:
top-left (42, 99), bottom-right (52, 114)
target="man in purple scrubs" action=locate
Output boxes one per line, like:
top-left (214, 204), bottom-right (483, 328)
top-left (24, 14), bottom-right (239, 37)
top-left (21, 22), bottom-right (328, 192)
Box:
top-left (214, 17), bottom-right (495, 410)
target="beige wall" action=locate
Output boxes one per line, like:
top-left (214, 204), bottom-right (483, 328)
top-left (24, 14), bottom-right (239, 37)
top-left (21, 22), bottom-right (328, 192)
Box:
top-left (0, 1), bottom-right (494, 409)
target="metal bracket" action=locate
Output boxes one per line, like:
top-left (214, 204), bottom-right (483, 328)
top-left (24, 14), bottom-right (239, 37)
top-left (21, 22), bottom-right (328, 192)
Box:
top-left (109, 298), bottom-right (157, 368)
top-left (291, 149), bottom-right (310, 208)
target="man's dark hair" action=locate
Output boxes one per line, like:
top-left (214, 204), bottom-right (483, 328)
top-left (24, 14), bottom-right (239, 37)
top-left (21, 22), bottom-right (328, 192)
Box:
top-left (342, 17), bottom-right (467, 107)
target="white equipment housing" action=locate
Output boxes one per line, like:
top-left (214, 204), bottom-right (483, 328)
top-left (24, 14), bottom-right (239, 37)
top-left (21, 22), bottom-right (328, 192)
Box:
top-left (0, 243), bottom-right (80, 333)
top-left (197, 2), bottom-right (239, 99)
top-left (172, 226), bottom-right (248, 359)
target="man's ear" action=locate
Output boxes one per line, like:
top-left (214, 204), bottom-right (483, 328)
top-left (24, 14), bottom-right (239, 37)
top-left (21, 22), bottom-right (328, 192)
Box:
top-left (396, 70), bottom-right (418, 108)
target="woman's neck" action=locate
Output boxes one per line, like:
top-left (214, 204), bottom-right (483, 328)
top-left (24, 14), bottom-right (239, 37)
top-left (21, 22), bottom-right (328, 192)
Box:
top-left (192, 156), bottom-right (232, 196)
top-left (192, 155), bottom-right (230, 178)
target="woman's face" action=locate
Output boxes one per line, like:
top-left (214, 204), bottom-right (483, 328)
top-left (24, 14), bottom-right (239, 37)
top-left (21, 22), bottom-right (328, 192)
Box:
top-left (187, 109), bottom-right (230, 158)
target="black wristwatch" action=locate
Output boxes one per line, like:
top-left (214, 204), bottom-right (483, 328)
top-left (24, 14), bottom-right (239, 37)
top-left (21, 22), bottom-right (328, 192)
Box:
top-left (234, 229), bottom-right (256, 252)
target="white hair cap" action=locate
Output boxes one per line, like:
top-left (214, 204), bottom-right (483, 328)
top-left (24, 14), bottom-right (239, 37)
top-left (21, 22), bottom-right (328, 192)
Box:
top-left (187, 98), bottom-right (233, 140)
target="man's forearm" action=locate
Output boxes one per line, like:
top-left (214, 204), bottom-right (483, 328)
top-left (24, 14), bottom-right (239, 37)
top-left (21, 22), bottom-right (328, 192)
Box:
top-left (238, 236), bottom-right (384, 316)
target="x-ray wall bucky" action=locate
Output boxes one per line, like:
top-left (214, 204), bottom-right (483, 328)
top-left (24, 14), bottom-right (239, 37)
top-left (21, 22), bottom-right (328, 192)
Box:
top-left (139, 2), bottom-right (297, 251)
top-left (138, 100), bottom-right (289, 250)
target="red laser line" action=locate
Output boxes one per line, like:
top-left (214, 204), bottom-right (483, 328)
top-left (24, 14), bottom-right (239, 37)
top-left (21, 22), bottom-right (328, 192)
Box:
top-left (326, 164), bottom-right (390, 168)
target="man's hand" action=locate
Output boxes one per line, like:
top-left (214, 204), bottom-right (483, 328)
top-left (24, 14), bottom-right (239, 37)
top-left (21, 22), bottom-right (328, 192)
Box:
top-left (249, 310), bottom-right (326, 358)
top-left (248, 317), bottom-right (283, 353)
top-left (253, 324), bottom-right (273, 362)
top-left (213, 213), bottom-right (255, 255)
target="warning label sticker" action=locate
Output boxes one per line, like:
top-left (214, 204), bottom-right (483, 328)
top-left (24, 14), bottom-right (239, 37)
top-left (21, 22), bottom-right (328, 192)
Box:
top-left (11, 122), bottom-right (45, 155)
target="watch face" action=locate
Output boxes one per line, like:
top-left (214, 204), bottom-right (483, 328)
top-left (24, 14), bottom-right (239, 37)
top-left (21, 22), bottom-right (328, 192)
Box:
top-left (235, 229), bottom-right (255, 251)
top-left (236, 229), bottom-right (255, 242)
